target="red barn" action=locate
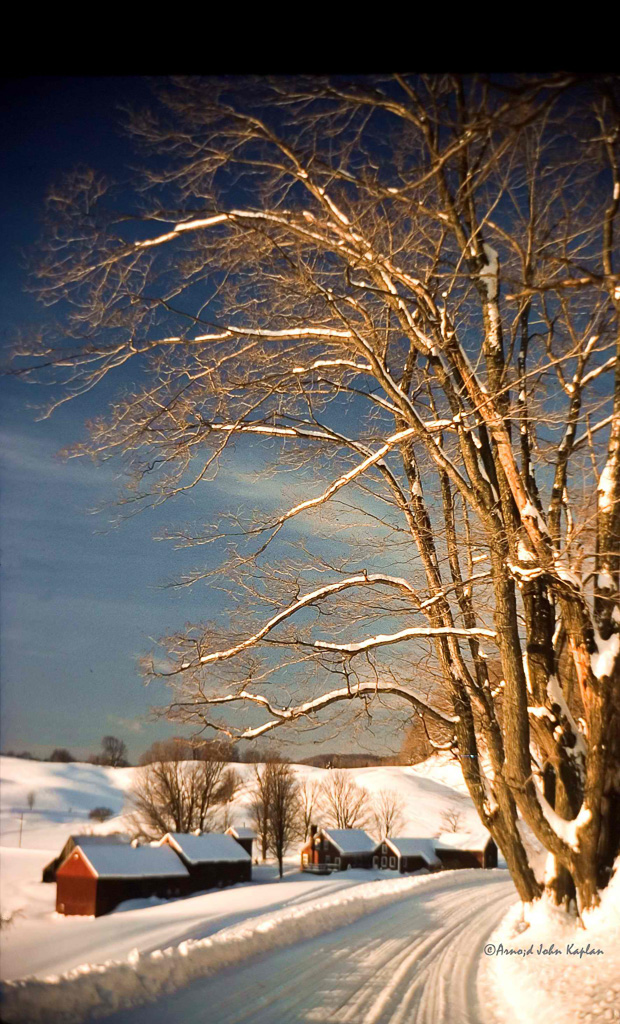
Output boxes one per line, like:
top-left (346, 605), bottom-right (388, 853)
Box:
top-left (42, 834), bottom-right (130, 883)
top-left (56, 843), bottom-right (190, 917)
top-left (159, 832), bottom-right (252, 891)
top-left (301, 826), bottom-right (374, 872)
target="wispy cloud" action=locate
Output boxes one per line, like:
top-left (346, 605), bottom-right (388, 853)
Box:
top-left (107, 714), bottom-right (145, 734)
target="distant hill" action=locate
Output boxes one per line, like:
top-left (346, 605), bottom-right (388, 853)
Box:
top-left (299, 753), bottom-right (401, 768)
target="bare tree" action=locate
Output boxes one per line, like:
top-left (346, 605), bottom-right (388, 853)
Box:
top-left (439, 804), bottom-right (465, 835)
top-left (219, 766), bottom-right (242, 803)
top-left (218, 767), bottom-right (243, 831)
top-left (14, 74), bottom-right (620, 913)
top-left (371, 789), bottom-right (406, 840)
top-left (299, 777), bottom-right (323, 839)
top-left (49, 749), bottom-right (75, 763)
top-left (320, 770), bottom-right (372, 830)
top-left (26, 791), bottom-right (36, 812)
top-left (128, 741), bottom-right (233, 839)
top-left (100, 736), bottom-right (129, 768)
top-left (267, 763), bottom-right (301, 877)
top-left (399, 717), bottom-right (434, 765)
top-left (89, 806), bottom-right (114, 822)
top-left (249, 762), bottom-right (277, 861)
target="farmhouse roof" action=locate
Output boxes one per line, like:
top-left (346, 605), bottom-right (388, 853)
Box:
top-left (74, 843), bottom-right (189, 879)
top-left (226, 826), bottom-right (255, 840)
top-left (68, 834), bottom-right (130, 846)
top-left (384, 837), bottom-right (441, 866)
top-left (435, 830), bottom-right (493, 852)
top-left (162, 832), bottom-right (251, 864)
top-left (322, 828), bottom-right (375, 854)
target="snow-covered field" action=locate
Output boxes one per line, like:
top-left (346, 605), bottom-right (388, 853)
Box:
top-left (1, 754), bottom-right (618, 1023)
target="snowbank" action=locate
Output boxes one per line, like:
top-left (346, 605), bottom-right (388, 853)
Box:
top-left (1, 873), bottom-right (432, 1023)
top-left (480, 862), bottom-right (620, 1024)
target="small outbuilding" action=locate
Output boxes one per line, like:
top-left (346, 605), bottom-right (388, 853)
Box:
top-left (159, 832), bottom-right (252, 891)
top-left (301, 826), bottom-right (375, 872)
top-left (435, 831), bottom-right (498, 870)
top-left (225, 826), bottom-right (255, 858)
top-left (56, 843), bottom-right (190, 917)
top-left (43, 834), bottom-right (130, 883)
top-left (372, 837), bottom-right (441, 873)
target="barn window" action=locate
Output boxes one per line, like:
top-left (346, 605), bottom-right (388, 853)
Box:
top-left (335, 857), bottom-right (341, 868)
top-left (381, 856), bottom-right (387, 867)
top-left (302, 853), bottom-right (308, 865)
top-left (390, 857), bottom-right (396, 869)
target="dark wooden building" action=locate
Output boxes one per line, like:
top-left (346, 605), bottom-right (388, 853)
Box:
top-left (225, 826), bottom-right (255, 858)
top-left (301, 826), bottom-right (375, 872)
top-left (160, 832), bottom-right (252, 891)
top-left (435, 831), bottom-right (498, 870)
top-left (372, 837), bottom-right (441, 873)
top-left (56, 843), bottom-right (190, 916)
top-left (43, 834), bottom-right (130, 883)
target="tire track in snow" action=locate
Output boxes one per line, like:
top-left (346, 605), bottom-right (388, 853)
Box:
top-left (322, 878), bottom-right (514, 1024)
top-left (103, 872), bottom-right (514, 1024)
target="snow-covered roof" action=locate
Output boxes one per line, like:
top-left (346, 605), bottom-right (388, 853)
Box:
top-left (435, 830), bottom-right (492, 852)
top-left (322, 828), bottom-right (375, 854)
top-left (73, 844), bottom-right (189, 879)
top-left (226, 827), bottom-right (255, 840)
top-left (162, 832), bottom-right (251, 864)
top-left (69, 834), bottom-right (129, 846)
top-left (384, 837), bottom-right (441, 866)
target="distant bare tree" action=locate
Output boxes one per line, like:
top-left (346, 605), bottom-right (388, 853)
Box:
top-left (89, 806), bottom-right (114, 822)
top-left (371, 789), bottom-right (406, 840)
top-left (26, 791), bottom-right (36, 811)
top-left (49, 749), bottom-right (75, 764)
top-left (249, 762), bottom-right (277, 860)
top-left (128, 741), bottom-right (233, 839)
top-left (399, 718), bottom-right (435, 765)
top-left (320, 771), bottom-right (372, 830)
top-left (267, 763), bottom-right (302, 877)
top-left (299, 778), bottom-right (323, 839)
top-left (100, 736), bottom-right (129, 768)
top-left (439, 804), bottom-right (465, 834)
top-left (219, 767), bottom-right (243, 831)
top-left (219, 766), bottom-right (242, 803)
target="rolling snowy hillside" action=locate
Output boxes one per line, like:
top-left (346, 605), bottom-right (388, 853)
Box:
top-left (0, 752), bottom-right (485, 854)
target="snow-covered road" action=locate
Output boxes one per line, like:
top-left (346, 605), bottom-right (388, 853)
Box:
top-left (105, 871), bottom-right (514, 1024)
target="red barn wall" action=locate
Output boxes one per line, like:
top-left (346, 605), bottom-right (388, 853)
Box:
top-left (56, 850), bottom-right (98, 915)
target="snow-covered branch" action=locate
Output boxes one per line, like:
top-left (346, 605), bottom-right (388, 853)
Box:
top-left (314, 624), bottom-right (496, 655)
top-left (184, 573), bottom-right (420, 669)
top-left (185, 681), bottom-right (456, 739)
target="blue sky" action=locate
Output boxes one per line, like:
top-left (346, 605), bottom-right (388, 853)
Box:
top-left (0, 77), bottom-right (415, 764)
top-left (0, 78), bottom-right (228, 760)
